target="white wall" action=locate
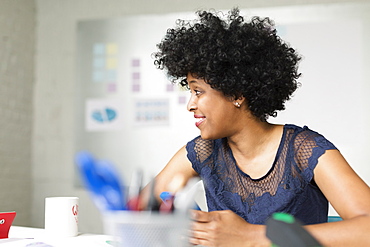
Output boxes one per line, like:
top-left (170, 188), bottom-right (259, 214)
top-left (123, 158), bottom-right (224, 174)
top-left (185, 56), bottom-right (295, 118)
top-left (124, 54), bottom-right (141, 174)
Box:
top-left (0, 0), bottom-right (35, 226)
top-left (248, 3), bottom-right (370, 179)
top-left (247, 3), bottom-right (370, 216)
top-left (24, 0), bottom-right (370, 234)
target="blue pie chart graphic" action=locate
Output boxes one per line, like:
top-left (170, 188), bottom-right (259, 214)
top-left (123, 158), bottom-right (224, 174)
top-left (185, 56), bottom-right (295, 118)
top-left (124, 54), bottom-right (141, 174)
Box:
top-left (91, 108), bottom-right (117, 123)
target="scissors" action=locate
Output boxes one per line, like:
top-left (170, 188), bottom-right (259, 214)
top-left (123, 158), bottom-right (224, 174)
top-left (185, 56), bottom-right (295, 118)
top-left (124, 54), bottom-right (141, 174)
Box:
top-left (75, 151), bottom-right (126, 211)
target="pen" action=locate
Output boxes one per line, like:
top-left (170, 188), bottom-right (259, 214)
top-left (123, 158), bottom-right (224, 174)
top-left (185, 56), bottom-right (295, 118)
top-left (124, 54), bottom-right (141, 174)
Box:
top-left (126, 169), bottom-right (143, 211)
top-left (160, 191), bottom-right (200, 212)
top-left (146, 178), bottom-right (160, 211)
top-left (159, 191), bottom-right (175, 213)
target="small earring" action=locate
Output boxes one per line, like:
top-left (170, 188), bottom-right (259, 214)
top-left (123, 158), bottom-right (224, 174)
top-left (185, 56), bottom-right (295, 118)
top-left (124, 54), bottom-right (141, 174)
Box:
top-left (234, 102), bottom-right (241, 108)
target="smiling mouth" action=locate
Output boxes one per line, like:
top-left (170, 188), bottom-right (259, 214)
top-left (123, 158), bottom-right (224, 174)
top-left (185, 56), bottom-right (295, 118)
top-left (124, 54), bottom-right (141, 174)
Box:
top-left (195, 116), bottom-right (206, 128)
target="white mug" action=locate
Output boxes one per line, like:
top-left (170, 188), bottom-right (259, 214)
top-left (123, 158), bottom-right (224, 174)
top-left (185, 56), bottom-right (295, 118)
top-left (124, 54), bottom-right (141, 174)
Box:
top-left (44, 197), bottom-right (79, 237)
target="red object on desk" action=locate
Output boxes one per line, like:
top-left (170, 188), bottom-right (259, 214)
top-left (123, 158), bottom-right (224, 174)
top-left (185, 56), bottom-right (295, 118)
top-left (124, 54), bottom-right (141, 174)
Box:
top-left (126, 196), bottom-right (141, 211)
top-left (0, 211), bottom-right (16, 239)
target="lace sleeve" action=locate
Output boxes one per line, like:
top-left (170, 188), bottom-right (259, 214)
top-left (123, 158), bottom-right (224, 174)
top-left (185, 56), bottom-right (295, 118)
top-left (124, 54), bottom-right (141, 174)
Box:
top-left (186, 136), bottom-right (214, 174)
top-left (294, 127), bottom-right (337, 184)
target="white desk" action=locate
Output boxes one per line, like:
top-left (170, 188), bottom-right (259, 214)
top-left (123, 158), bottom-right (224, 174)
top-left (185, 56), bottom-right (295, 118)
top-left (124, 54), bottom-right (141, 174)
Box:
top-left (0, 226), bottom-right (113, 246)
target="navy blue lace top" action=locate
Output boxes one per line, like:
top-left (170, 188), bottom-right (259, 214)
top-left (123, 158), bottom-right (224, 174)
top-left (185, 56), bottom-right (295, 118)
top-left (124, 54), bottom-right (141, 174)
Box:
top-left (186, 124), bottom-right (337, 225)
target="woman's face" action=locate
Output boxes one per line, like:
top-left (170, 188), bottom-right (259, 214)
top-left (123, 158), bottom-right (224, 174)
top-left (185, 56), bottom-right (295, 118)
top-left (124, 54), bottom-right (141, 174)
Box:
top-left (186, 73), bottom-right (243, 140)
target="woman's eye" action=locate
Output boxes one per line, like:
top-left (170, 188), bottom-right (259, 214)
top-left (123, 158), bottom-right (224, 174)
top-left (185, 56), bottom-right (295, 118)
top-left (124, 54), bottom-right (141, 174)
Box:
top-left (194, 90), bottom-right (201, 95)
top-left (190, 88), bottom-right (203, 96)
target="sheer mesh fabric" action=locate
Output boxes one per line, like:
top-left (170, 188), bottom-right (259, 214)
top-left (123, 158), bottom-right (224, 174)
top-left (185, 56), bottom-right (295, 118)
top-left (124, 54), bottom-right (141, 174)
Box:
top-left (187, 124), bottom-right (337, 224)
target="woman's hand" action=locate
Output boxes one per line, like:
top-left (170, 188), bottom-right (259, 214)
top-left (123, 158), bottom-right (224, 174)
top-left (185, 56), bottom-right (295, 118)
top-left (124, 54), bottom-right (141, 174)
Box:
top-left (189, 210), bottom-right (270, 247)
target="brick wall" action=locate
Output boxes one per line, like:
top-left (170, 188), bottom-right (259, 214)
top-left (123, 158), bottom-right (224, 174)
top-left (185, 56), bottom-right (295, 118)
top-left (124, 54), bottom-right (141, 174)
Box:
top-left (0, 0), bottom-right (35, 226)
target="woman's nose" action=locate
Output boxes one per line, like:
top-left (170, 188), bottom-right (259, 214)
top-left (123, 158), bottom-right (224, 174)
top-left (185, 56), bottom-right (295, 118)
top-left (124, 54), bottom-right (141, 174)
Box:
top-left (187, 95), bottom-right (197, 112)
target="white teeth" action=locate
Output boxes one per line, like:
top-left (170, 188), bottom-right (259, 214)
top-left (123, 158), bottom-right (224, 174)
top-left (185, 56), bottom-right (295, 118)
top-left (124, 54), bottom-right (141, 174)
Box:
top-left (196, 118), bottom-right (205, 124)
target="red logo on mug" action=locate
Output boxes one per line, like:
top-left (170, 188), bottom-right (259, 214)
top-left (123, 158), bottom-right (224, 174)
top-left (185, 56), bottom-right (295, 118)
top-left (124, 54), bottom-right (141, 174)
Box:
top-left (72, 204), bottom-right (78, 216)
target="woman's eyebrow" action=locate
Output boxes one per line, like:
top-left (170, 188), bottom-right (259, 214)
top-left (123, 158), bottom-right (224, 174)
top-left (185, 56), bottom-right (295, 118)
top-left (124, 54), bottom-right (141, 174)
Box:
top-left (187, 80), bottom-right (198, 84)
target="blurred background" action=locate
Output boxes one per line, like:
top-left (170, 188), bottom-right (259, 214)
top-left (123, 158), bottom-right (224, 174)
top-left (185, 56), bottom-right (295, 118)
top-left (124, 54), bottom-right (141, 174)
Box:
top-left (1, 0), bottom-right (370, 234)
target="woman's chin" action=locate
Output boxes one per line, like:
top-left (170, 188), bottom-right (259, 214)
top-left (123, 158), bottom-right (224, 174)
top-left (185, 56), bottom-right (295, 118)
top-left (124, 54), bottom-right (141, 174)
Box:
top-left (200, 132), bottom-right (218, 140)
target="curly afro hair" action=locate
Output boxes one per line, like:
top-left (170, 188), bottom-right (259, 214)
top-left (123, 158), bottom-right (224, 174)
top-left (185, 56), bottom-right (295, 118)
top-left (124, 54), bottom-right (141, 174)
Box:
top-left (154, 8), bottom-right (302, 121)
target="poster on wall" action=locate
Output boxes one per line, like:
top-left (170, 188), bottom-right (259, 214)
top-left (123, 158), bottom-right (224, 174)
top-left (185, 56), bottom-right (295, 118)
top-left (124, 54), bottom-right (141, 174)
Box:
top-left (85, 98), bottom-right (124, 131)
top-left (134, 98), bottom-right (169, 126)
top-left (92, 42), bottom-right (119, 93)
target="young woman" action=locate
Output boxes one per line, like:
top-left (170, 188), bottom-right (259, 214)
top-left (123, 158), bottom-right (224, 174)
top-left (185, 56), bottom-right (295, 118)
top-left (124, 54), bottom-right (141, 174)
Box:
top-left (144, 8), bottom-right (370, 246)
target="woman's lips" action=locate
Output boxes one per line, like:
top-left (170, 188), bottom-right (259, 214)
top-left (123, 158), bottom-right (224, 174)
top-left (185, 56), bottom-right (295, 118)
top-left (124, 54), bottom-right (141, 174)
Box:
top-left (194, 115), bottom-right (206, 128)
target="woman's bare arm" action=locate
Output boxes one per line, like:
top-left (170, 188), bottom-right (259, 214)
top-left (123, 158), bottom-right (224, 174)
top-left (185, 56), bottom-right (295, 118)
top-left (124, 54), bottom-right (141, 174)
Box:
top-left (305, 149), bottom-right (370, 246)
top-left (138, 145), bottom-right (198, 209)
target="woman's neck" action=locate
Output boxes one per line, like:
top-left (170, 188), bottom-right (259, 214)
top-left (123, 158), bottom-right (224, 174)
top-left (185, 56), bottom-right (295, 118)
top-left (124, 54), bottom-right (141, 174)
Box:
top-left (227, 120), bottom-right (280, 152)
top-left (226, 121), bottom-right (284, 178)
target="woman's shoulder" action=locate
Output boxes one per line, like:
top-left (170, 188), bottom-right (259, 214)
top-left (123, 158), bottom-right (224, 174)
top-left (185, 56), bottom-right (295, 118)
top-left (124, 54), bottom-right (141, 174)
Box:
top-left (187, 136), bottom-right (219, 152)
top-left (186, 136), bottom-right (223, 163)
top-left (285, 124), bottom-right (322, 139)
top-left (284, 124), bottom-right (337, 150)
